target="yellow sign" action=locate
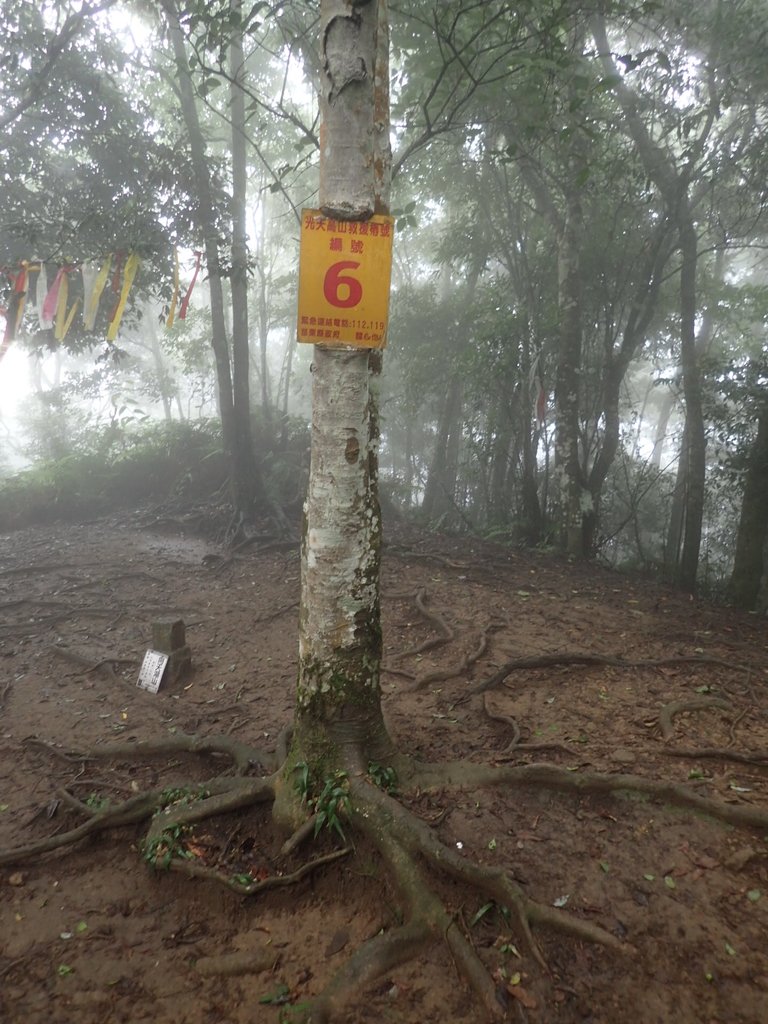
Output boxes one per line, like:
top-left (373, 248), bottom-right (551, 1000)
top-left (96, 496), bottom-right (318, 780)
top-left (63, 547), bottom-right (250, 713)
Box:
top-left (297, 209), bottom-right (394, 349)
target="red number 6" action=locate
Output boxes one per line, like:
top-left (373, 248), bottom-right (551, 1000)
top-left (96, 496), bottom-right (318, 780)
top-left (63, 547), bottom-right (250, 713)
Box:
top-left (323, 261), bottom-right (363, 308)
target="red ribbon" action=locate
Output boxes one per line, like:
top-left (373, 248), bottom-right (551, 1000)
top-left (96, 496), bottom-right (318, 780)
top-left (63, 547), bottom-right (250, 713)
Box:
top-left (179, 251), bottom-right (202, 320)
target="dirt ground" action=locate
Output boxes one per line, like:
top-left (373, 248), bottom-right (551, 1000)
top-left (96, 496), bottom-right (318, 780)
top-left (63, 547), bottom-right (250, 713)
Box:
top-left (1, 511), bottom-right (767, 1024)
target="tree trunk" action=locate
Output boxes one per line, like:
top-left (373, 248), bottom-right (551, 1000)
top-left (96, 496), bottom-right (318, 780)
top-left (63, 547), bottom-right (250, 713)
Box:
top-left (554, 188), bottom-right (586, 556)
top-left (422, 372), bottom-right (463, 523)
top-left (728, 387), bottom-right (768, 609)
top-left (670, 218), bottom-right (707, 590)
top-left (290, 0), bottom-right (392, 773)
top-left (488, 396), bottom-right (514, 529)
top-left (229, 7), bottom-right (262, 518)
top-left (164, 2), bottom-right (236, 459)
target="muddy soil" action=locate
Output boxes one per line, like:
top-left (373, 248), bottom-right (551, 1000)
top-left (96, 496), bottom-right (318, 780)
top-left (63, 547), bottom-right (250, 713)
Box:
top-left (1, 512), bottom-right (767, 1024)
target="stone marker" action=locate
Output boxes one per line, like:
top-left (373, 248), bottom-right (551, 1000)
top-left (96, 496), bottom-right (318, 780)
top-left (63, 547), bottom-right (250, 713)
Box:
top-left (151, 618), bottom-right (192, 684)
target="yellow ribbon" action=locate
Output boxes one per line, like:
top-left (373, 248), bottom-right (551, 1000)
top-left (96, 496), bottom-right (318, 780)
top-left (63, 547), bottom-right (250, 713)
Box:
top-left (54, 273), bottom-right (69, 341)
top-left (107, 252), bottom-right (140, 342)
top-left (61, 297), bottom-right (81, 339)
top-left (166, 248), bottom-right (180, 328)
top-left (84, 255), bottom-right (112, 330)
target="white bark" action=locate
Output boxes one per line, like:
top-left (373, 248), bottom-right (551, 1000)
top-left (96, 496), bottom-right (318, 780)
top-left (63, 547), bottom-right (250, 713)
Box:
top-left (297, 1), bottom-right (389, 725)
top-left (300, 347), bottom-right (379, 675)
top-left (319, 0), bottom-right (378, 219)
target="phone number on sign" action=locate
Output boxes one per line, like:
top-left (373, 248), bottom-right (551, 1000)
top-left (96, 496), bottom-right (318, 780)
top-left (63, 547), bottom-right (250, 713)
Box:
top-left (300, 316), bottom-right (385, 331)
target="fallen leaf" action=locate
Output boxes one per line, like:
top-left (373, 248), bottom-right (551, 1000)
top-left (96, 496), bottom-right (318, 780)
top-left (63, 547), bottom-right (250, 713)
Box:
top-left (695, 855), bottom-right (719, 871)
top-left (507, 984), bottom-right (537, 1010)
top-left (324, 928), bottom-right (349, 958)
top-left (724, 847), bottom-right (756, 871)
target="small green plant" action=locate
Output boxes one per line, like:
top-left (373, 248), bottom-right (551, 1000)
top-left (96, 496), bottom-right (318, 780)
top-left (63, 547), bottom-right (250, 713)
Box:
top-left (231, 872), bottom-right (255, 887)
top-left (293, 762), bottom-right (350, 841)
top-left (259, 982), bottom-right (291, 1005)
top-left (142, 824), bottom-right (193, 870)
top-left (85, 793), bottom-right (111, 812)
top-left (279, 1002), bottom-right (313, 1023)
top-left (158, 785), bottom-right (209, 808)
top-left (313, 772), bottom-right (350, 840)
top-left (293, 761), bottom-right (311, 803)
top-left (471, 900), bottom-right (511, 927)
top-left (367, 761), bottom-right (397, 794)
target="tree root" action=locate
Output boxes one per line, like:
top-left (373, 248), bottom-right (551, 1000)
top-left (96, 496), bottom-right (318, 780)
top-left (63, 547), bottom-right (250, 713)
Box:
top-left (50, 643), bottom-right (137, 676)
top-left (413, 623), bottom-right (495, 690)
top-left (481, 695), bottom-right (579, 756)
top-left (407, 759), bottom-right (768, 830)
top-left (8, 723), bottom-right (768, 1024)
top-left (397, 588), bottom-right (454, 658)
top-left (302, 773), bottom-right (628, 1023)
top-left (0, 678), bottom-right (12, 712)
top-left (657, 696), bottom-right (732, 742)
top-left (0, 774), bottom-right (275, 868)
top-left (664, 746), bottom-right (768, 767)
top-left (24, 730), bottom-right (277, 774)
top-left (472, 652), bottom-right (758, 696)
top-left (387, 546), bottom-right (469, 571)
top-left (167, 845), bottom-right (351, 895)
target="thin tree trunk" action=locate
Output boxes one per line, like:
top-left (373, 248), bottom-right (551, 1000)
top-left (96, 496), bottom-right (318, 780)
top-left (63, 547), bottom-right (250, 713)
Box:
top-left (488, 397), bottom-right (513, 529)
top-left (671, 219), bottom-right (707, 590)
top-left (554, 187), bottom-right (586, 556)
top-left (229, 4), bottom-right (262, 519)
top-left (164, 2), bottom-right (236, 462)
top-left (145, 313), bottom-right (174, 422)
top-left (728, 384), bottom-right (768, 608)
top-left (422, 372), bottom-right (463, 522)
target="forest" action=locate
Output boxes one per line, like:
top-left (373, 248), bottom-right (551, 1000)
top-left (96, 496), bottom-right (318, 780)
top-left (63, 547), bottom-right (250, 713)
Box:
top-left (1, 3), bottom-right (768, 1024)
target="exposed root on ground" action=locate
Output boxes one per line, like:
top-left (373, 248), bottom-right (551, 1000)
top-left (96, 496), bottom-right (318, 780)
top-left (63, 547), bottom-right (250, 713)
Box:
top-left (4, 730), bottom-right (768, 1021)
top-left (481, 695), bottom-right (579, 756)
top-left (167, 845), bottom-right (352, 894)
top-left (657, 696), bottom-right (732, 741)
top-left (50, 643), bottom-right (137, 676)
top-left (664, 746), bottom-right (768, 766)
top-left (23, 730), bottom-right (278, 774)
top-left (413, 622), bottom-right (497, 690)
top-left (406, 759), bottom-right (768, 830)
top-left (396, 588), bottom-right (454, 658)
top-left (471, 651), bottom-right (759, 696)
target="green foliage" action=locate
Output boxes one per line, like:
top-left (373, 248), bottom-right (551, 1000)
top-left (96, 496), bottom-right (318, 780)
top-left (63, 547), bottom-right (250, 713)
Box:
top-left (367, 762), bottom-right (397, 794)
top-left (0, 420), bottom-right (224, 529)
top-left (157, 785), bottom-right (210, 809)
top-left (231, 872), bottom-right (255, 887)
top-left (84, 793), bottom-right (111, 813)
top-left (0, 2), bottom-right (207, 301)
top-left (142, 786), bottom-right (210, 869)
top-left (471, 900), bottom-right (510, 928)
top-left (142, 824), bottom-right (193, 871)
top-left (293, 762), bottom-right (350, 841)
top-left (258, 983), bottom-right (291, 1006)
